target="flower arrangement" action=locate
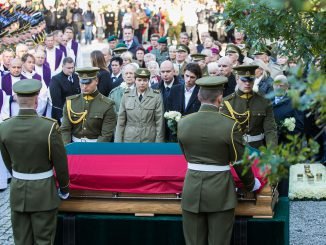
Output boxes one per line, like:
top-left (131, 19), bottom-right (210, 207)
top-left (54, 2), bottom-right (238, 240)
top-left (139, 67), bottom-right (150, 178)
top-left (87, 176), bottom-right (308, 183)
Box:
top-left (282, 117), bottom-right (296, 132)
top-left (289, 164), bottom-right (326, 200)
top-left (164, 111), bottom-right (182, 136)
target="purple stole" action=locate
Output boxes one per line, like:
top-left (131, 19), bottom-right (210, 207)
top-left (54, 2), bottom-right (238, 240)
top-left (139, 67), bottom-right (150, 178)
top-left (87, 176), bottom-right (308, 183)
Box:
top-left (42, 64), bottom-right (51, 87)
top-left (33, 73), bottom-right (42, 81)
top-left (71, 40), bottom-right (78, 61)
top-left (0, 90), bottom-right (3, 113)
top-left (59, 44), bottom-right (67, 57)
top-left (45, 48), bottom-right (63, 71)
top-left (1, 74), bottom-right (27, 95)
top-left (55, 48), bottom-right (63, 70)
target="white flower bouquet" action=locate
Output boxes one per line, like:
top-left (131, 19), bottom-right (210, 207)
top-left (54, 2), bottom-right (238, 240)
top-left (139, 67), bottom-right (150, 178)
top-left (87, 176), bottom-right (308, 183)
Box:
top-left (164, 111), bottom-right (182, 136)
top-left (282, 117), bottom-right (296, 132)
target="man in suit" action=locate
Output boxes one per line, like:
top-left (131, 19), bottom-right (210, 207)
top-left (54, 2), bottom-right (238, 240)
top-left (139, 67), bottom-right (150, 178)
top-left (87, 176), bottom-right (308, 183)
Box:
top-left (0, 79), bottom-right (69, 245)
top-left (177, 76), bottom-right (259, 245)
top-left (110, 56), bottom-right (124, 90)
top-left (152, 60), bottom-right (181, 110)
top-left (217, 56), bottom-right (237, 97)
top-left (49, 57), bottom-right (80, 124)
top-left (122, 25), bottom-right (141, 57)
top-left (61, 67), bottom-right (116, 144)
top-left (166, 63), bottom-right (202, 116)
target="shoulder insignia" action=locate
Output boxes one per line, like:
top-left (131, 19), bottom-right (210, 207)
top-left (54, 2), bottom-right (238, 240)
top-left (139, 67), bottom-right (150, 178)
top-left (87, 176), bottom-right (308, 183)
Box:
top-left (153, 89), bottom-right (160, 94)
top-left (66, 94), bottom-right (80, 100)
top-left (223, 93), bottom-right (235, 101)
top-left (41, 116), bottom-right (58, 123)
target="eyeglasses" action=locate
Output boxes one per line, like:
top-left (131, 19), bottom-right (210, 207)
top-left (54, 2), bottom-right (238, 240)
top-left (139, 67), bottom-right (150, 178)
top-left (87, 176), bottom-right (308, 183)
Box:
top-left (218, 65), bottom-right (228, 67)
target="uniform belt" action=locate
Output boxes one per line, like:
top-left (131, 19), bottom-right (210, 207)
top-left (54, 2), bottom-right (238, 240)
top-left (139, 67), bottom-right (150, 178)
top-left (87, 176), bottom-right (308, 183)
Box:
top-left (243, 133), bottom-right (264, 143)
top-left (188, 163), bottom-right (230, 172)
top-left (12, 169), bottom-right (53, 180)
top-left (72, 136), bottom-right (97, 142)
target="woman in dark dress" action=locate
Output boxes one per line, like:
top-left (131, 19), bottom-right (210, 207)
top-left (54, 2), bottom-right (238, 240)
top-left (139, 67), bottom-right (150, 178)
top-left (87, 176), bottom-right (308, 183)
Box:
top-left (90, 50), bottom-right (112, 96)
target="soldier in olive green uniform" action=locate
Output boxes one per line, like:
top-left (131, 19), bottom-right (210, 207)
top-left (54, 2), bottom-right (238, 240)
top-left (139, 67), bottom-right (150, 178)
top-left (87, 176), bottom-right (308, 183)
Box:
top-left (178, 76), bottom-right (260, 245)
top-left (115, 68), bottom-right (165, 142)
top-left (220, 65), bottom-right (278, 149)
top-left (190, 53), bottom-right (209, 77)
top-left (0, 79), bottom-right (70, 245)
top-left (61, 67), bottom-right (116, 144)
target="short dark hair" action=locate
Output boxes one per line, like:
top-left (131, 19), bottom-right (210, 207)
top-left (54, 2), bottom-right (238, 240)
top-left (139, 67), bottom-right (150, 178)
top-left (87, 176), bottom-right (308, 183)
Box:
top-left (198, 87), bottom-right (223, 104)
top-left (62, 57), bottom-right (74, 65)
top-left (136, 47), bottom-right (145, 53)
top-left (185, 63), bottom-right (202, 79)
top-left (21, 53), bottom-right (35, 63)
top-left (64, 26), bottom-right (74, 33)
top-left (110, 56), bottom-right (123, 66)
top-left (123, 25), bottom-right (134, 31)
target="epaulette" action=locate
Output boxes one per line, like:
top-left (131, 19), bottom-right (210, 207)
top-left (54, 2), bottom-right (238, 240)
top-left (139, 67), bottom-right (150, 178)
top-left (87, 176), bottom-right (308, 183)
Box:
top-left (66, 94), bottom-right (80, 100)
top-left (41, 116), bottom-right (57, 123)
top-left (100, 95), bottom-right (115, 105)
top-left (223, 93), bottom-right (235, 101)
top-left (153, 89), bottom-right (160, 94)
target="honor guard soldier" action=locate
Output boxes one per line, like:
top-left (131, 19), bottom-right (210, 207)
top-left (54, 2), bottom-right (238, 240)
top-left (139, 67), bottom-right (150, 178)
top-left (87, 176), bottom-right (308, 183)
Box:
top-left (220, 65), bottom-right (278, 149)
top-left (190, 53), bottom-right (209, 77)
top-left (177, 76), bottom-right (260, 245)
top-left (0, 79), bottom-right (70, 245)
top-left (61, 67), bottom-right (116, 144)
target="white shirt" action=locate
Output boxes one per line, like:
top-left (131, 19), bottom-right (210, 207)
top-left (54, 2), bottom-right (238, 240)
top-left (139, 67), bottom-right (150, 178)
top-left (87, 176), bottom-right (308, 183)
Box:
top-left (164, 79), bottom-right (175, 89)
top-left (184, 85), bottom-right (195, 108)
top-left (67, 40), bottom-right (83, 67)
top-left (35, 65), bottom-right (43, 78)
top-left (46, 48), bottom-right (63, 77)
top-left (253, 75), bottom-right (263, 93)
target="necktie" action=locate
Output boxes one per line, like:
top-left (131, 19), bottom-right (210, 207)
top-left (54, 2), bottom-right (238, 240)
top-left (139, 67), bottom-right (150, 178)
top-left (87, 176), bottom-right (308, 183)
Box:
top-left (139, 94), bottom-right (143, 102)
top-left (68, 76), bottom-right (73, 83)
top-left (165, 87), bottom-right (171, 97)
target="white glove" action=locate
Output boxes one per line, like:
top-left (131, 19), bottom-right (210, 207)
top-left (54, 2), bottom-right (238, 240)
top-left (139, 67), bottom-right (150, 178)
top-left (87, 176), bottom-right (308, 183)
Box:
top-left (251, 178), bottom-right (261, 192)
top-left (58, 188), bottom-right (70, 200)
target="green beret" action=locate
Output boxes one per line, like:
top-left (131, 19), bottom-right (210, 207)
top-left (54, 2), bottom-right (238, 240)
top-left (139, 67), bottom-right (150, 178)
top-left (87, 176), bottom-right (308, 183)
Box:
top-left (113, 43), bottom-right (128, 54)
top-left (176, 44), bottom-right (190, 54)
top-left (75, 67), bottom-right (100, 84)
top-left (253, 45), bottom-right (271, 56)
top-left (196, 76), bottom-right (228, 89)
top-left (225, 43), bottom-right (241, 55)
top-left (135, 68), bottom-right (150, 78)
top-left (190, 53), bottom-right (207, 62)
top-left (158, 36), bottom-right (167, 44)
top-left (108, 35), bottom-right (118, 42)
top-left (13, 79), bottom-right (42, 96)
top-left (233, 65), bottom-right (259, 79)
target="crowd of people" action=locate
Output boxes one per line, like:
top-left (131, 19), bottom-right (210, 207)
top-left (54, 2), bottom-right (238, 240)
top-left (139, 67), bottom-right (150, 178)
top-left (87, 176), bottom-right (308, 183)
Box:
top-left (0, 1), bottom-right (325, 245)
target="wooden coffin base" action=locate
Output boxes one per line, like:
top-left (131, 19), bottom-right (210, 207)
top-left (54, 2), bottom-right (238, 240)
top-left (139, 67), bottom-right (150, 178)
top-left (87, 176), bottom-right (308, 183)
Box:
top-left (59, 185), bottom-right (278, 218)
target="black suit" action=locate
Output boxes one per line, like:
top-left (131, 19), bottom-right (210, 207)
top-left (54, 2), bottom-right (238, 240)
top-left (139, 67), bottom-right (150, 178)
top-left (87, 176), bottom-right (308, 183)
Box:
top-left (49, 71), bottom-right (80, 124)
top-left (151, 76), bottom-right (181, 111)
top-left (223, 73), bottom-right (237, 97)
top-left (109, 73), bottom-right (123, 90)
top-left (97, 69), bottom-right (112, 97)
top-left (166, 84), bottom-right (201, 116)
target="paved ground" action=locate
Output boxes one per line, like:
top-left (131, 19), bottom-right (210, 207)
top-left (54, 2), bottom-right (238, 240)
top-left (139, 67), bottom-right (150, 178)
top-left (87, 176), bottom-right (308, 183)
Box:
top-left (1, 186), bottom-right (326, 244)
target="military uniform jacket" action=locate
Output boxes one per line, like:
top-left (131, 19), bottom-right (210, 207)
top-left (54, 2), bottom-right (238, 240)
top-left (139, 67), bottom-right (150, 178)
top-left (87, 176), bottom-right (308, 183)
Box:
top-left (61, 90), bottom-right (116, 144)
top-left (115, 88), bottom-right (165, 142)
top-left (0, 109), bottom-right (69, 212)
top-left (221, 90), bottom-right (278, 148)
top-left (177, 104), bottom-right (255, 213)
